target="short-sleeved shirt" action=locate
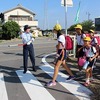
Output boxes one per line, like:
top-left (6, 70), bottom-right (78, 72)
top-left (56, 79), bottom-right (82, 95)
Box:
top-left (91, 38), bottom-right (98, 46)
top-left (76, 34), bottom-right (86, 46)
top-left (83, 46), bottom-right (96, 57)
top-left (21, 32), bottom-right (34, 44)
top-left (57, 35), bottom-right (65, 49)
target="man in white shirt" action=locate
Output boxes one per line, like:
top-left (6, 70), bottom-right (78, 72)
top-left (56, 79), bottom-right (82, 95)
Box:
top-left (21, 25), bottom-right (36, 73)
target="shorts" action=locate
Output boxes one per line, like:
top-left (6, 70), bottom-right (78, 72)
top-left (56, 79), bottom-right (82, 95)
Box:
top-left (57, 49), bottom-right (66, 61)
top-left (86, 57), bottom-right (96, 68)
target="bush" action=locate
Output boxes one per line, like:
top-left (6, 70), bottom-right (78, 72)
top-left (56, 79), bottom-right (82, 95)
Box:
top-left (2, 21), bottom-right (20, 40)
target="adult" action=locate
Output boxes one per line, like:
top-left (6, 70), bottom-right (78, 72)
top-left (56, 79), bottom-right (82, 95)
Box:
top-left (21, 25), bottom-right (36, 73)
top-left (75, 24), bottom-right (86, 74)
top-left (45, 24), bottom-right (75, 87)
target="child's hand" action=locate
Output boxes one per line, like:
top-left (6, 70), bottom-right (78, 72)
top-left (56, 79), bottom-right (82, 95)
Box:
top-left (89, 58), bottom-right (93, 62)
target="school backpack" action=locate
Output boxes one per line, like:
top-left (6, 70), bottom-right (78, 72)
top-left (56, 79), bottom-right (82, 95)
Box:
top-left (93, 36), bottom-right (100, 56)
top-left (65, 36), bottom-right (73, 50)
top-left (85, 33), bottom-right (91, 37)
top-left (93, 36), bottom-right (100, 45)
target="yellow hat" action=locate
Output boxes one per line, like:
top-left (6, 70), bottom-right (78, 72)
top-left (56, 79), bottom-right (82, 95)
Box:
top-left (83, 37), bottom-right (91, 41)
top-left (74, 24), bottom-right (82, 30)
top-left (53, 24), bottom-right (62, 31)
top-left (90, 29), bottom-right (94, 33)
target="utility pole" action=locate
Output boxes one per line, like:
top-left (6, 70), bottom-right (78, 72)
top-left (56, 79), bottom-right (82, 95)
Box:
top-left (43, 0), bottom-right (48, 30)
top-left (64, 0), bottom-right (68, 36)
top-left (86, 12), bottom-right (90, 20)
top-left (61, 0), bottom-right (73, 36)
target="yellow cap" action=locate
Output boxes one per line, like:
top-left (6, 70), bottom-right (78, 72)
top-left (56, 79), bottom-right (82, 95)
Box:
top-left (84, 37), bottom-right (91, 41)
top-left (53, 24), bottom-right (62, 31)
top-left (90, 29), bottom-right (94, 33)
top-left (75, 24), bottom-right (82, 30)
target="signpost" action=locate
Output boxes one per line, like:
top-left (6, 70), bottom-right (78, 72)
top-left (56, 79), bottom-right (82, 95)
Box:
top-left (61, 0), bottom-right (73, 35)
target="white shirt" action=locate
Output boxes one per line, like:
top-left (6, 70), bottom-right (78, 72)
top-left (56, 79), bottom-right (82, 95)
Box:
top-left (83, 46), bottom-right (96, 57)
top-left (76, 34), bottom-right (86, 45)
top-left (91, 38), bottom-right (98, 46)
top-left (21, 32), bottom-right (34, 44)
top-left (57, 35), bottom-right (65, 49)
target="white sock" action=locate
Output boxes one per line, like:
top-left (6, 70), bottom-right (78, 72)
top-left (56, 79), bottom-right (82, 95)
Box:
top-left (90, 77), bottom-right (93, 80)
top-left (86, 78), bottom-right (90, 83)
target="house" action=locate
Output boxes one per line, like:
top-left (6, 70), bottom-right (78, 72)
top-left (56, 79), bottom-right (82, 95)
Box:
top-left (3, 4), bottom-right (39, 37)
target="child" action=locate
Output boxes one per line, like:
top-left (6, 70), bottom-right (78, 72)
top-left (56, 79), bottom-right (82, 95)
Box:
top-left (75, 24), bottom-right (86, 75)
top-left (45, 24), bottom-right (75, 87)
top-left (83, 37), bottom-right (98, 86)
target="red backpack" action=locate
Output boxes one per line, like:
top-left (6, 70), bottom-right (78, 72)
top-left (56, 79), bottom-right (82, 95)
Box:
top-left (85, 33), bottom-right (90, 37)
top-left (93, 36), bottom-right (100, 45)
top-left (65, 36), bottom-right (73, 50)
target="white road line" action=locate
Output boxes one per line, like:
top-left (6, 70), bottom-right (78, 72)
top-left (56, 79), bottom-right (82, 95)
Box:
top-left (16, 70), bottom-right (55, 100)
top-left (40, 53), bottom-right (93, 100)
top-left (0, 73), bottom-right (8, 100)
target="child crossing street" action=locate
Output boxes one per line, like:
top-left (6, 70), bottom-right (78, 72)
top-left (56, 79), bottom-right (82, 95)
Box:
top-left (83, 37), bottom-right (98, 86)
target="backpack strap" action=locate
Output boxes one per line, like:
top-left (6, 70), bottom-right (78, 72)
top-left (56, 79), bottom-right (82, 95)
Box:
top-left (91, 46), bottom-right (95, 54)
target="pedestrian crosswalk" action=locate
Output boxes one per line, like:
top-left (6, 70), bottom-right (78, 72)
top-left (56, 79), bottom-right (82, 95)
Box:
top-left (0, 53), bottom-right (93, 100)
top-left (0, 69), bottom-right (92, 100)
top-left (16, 70), bottom-right (55, 100)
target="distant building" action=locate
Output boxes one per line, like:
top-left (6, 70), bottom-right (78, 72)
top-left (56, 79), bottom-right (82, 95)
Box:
top-left (95, 17), bottom-right (100, 31)
top-left (3, 4), bottom-right (39, 37)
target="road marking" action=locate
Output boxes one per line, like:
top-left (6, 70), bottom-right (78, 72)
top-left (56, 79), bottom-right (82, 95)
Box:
top-left (16, 70), bottom-right (55, 100)
top-left (40, 53), bottom-right (93, 100)
top-left (0, 73), bottom-right (8, 100)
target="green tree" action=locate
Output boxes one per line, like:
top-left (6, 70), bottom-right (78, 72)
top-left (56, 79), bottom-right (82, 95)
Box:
top-left (82, 20), bottom-right (95, 31)
top-left (68, 20), bottom-right (95, 32)
top-left (2, 21), bottom-right (20, 39)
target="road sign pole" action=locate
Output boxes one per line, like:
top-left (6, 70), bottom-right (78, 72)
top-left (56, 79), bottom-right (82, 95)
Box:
top-left (65, 0), bottom-right (67, 36)
top-left (64, 0), bottom-right (68, 36)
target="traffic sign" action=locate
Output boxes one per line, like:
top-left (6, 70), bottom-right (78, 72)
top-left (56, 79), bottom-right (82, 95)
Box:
top-left (61, 0), bottom-right (73, 7)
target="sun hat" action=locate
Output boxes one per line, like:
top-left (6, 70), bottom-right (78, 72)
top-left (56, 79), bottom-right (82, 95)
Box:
top-left (83, 37), bottom-right (91, 41)
top-left (89, 29), bottom-right (94, 33)
top-left (75, 24), bottom-right (82, 30)
top-left (53, 24), bottom-right (62, 31)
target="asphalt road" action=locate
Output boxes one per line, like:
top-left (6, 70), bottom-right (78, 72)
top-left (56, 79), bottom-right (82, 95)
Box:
top-left (0, 37), bottom-right (99, 100)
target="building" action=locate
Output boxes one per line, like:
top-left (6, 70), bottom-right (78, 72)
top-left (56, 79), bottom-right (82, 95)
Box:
top-left (95, 17), bottom-right (100, 31)
top-left (3, 4), bottom-right (39, 37)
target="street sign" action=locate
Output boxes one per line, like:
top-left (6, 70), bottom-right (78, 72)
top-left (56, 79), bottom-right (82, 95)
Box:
top-left (61, 0), bottom-right (73, 7)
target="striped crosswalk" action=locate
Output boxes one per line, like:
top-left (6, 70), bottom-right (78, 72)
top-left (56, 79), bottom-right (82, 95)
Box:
top-left (16, 70), bottom-right (55, 100)
top-left (0, 53), bottom-right (93, 100)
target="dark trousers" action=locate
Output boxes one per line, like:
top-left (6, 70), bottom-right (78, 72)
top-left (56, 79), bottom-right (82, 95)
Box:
top-left (23, 43), bottom-right (35, 71)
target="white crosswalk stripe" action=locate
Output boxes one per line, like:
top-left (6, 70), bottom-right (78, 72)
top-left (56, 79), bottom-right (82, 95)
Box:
top-left (0, 73), bottom-right (8, 100)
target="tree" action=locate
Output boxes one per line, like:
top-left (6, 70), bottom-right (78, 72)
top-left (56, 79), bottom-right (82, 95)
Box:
top-left (2, 21), bottom-right (20, 39)
top-left (68, 20), bottom-right (95, 32)
top-left (82, 20), bottom-right (95, 31)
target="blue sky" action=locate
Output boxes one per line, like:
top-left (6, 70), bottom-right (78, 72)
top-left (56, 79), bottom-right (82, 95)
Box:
top-left (0, 0), bottom-right (100, 29)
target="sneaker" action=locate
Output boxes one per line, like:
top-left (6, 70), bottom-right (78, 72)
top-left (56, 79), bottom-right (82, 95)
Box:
top-left (66, 76), bottom-right (75, 80)
top-left (45, 81), bottom-right (56, 87)
top-left (84, 82), bottom-right (90, 87)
